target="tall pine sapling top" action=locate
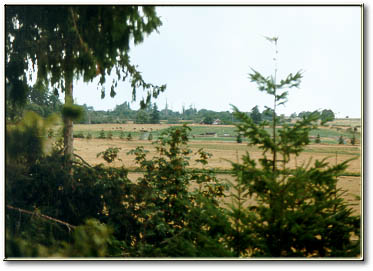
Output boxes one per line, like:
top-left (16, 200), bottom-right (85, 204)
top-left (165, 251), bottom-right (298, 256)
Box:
top-left (230, 37), bottom-right (360, 257)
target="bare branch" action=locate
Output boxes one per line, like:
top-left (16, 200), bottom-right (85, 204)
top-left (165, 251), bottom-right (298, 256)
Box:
top-left (6, 205), bottom-right (76, 231)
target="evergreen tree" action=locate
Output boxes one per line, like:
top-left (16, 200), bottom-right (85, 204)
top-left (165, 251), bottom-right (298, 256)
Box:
top-left (250, 106), bottom-right (262, 124)
top-left (150, 103), bottom-right (160, 124)
top-left (230, 37), bottom-right (360, 257)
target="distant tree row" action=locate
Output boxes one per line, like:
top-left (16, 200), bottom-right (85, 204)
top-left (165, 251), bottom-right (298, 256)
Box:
top-left (7, 87), bottom-right (336, 125)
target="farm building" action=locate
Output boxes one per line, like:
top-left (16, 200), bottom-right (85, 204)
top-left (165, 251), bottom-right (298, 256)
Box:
top-left (213, 119), bottom-right (222, 125)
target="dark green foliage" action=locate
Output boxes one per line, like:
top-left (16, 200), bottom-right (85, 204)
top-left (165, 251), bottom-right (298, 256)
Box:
top-left (228, 37), bottom-right (360, 257)
top-left (148, 133), bottom-right (153, 141)
top-left (6, 111), bottom-right (59, 164)
top-left (6, 124), bottom-right (233, 257)
top-left (98, 129), bottom-right (106, 139)
top-left (339, 136), bottom-right (345, 145)
top-left (225, 168), bottom-right (254, 257)
top-left (350, 135), bottom-right (356, 145)
top-left (203, 116), bottom-right (214, 125)
top-left (6, 6), bottom-right (166, 109)
top-left (236, 133), bottom-right (242, 143)
top-left (135, 110), bottom-right (150, 124)
top-left (250, 105), bottom-right (262, 124)
top-left (315, 134), bottom-right (321, 143)
top-left (150, 103), bottom-right (160, 124)
top-left (125, 125), bottom-right (232, 257)
top-left (96, 147), bottom-right (122, 164)
top-left (61, 104), bottom-right (84, 122)
top-left (73, 132), bottom-right (85, 139)
top-left (321, 109), bottom-right (335, 123)
top-left (349, 127), bottom-right (357, 146)
top-left (127, 132), bottom-right (132, 141)
top-left (6, 219), bottom-right (112, 258)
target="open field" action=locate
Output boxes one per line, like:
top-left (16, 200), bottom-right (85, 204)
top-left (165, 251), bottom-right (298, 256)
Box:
top-left (70, 119), bottom-right (362, 144)
top-left (74, 138), bottom-right (361, 173)
top-left (70, 122), bottom-right (362, 216)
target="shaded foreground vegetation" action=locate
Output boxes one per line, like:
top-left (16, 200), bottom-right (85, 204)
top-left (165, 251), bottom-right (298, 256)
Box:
top-left (6, 121), bottom-right (360, 258)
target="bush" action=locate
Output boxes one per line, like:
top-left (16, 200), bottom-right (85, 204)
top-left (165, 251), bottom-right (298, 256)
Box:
top-left (107, 131), bottom-right (113, 140)
top-left (96, 147), bottom-right (122, 164)
top-left (148, 133), bottom-right (153, 141)
top-left (236, 133), bottom-right (242, 143)
top-left (350, 135), bottom-right (356, 145)
top-left (126, 132), bottom-right (132, 141)
top-left (126, 125), bottom-right (231, 257)
top-left (97, 129), bottom-right (106, 139)
top-left (338, 135), bottom-right (345, 145)
top-left (6, 125), bottom-right (233, 258)
top-left (119, 131), bottom-right (125, 139)
top-left (86, 133), bottom-right (92, 140)
top-left (315, 133), bottom-right (321, 143)
top-left (73, 132), bottom-right (85, 139)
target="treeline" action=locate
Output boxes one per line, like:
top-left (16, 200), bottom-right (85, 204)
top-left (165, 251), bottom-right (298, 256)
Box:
top-left (6, 87), bottom-right (336, 125)
top-left (77, 102), bottom-right (237, 125)
top-left (78, 103), bottom-right (336, 125)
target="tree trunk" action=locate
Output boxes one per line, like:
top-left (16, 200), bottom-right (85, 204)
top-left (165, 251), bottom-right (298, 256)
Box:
top-left (64, 34), bottom-right (74, 169)
top-left (64, 80), bottom-right (74, 163)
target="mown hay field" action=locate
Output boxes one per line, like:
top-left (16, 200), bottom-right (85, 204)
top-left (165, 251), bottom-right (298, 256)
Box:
top-left (70, 123), bottom-right (362, 215)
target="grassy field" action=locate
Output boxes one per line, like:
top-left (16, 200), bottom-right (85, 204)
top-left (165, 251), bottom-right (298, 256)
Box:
top-left (70, 120), bottom-right (361, 145)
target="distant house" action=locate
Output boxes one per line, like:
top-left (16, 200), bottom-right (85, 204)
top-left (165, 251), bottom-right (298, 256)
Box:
top-left (212, 119), bottom-right (222, 125)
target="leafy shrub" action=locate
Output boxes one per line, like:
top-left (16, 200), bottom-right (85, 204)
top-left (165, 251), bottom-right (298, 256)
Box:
top-left (86, 133), bottom-right (92, 139)
top-left (107, 131), bottom-right (113, 140)
top-left (315, 134), bottom-right (321, 143)
top-left (97, 129), bottom-right (106, 139)
top-left (96, 147), bottom-right (122, 164)
top-left (236, 133), bottom-right (242, 143)
top-left (338, 135), bottom-right (345, 145)
top-left (73, 132), bottom-right (85, 139)
top-left (6, 111), bottom-right (59, 164)
top-left (6, 124), bottom-right (233, 258)
top-left (350, 135), bottom-right (356, 145)
top-left (126, 125), bottom-right (232, 257)
top-left (148, 133), bottom-right (153, 141)
top-left (126, 132), bottom-right (132, 141)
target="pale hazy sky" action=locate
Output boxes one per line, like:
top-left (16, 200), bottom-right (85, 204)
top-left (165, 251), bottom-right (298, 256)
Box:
top-left (71, 5), bottom-right (362, 117)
